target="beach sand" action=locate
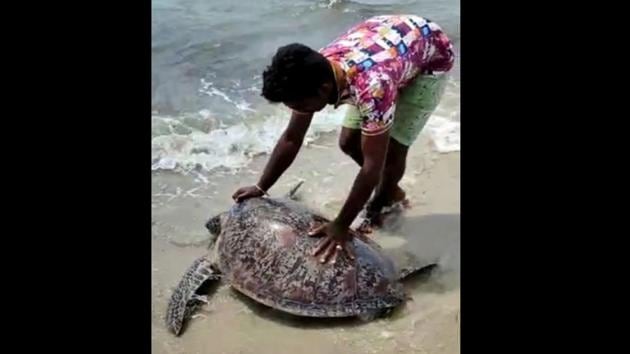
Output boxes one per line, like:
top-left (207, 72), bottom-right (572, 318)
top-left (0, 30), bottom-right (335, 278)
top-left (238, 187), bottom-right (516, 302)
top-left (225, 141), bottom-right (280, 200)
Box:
top-left (151, 131), bottom-right (460, 354)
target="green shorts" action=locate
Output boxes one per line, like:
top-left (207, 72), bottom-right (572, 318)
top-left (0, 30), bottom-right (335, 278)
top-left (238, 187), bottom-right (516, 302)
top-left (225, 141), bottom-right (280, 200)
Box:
top-left (342, 74), bottom-right (448, 146)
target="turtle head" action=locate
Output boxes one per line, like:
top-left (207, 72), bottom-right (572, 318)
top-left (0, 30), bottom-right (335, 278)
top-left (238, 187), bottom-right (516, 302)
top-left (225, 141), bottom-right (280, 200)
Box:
top-left (205, 211), bottom-right (228, 240)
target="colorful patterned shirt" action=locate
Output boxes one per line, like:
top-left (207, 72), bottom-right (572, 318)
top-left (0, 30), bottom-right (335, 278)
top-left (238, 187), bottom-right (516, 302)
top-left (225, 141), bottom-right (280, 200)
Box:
top-left (320, 15), bottom-right (454, 136)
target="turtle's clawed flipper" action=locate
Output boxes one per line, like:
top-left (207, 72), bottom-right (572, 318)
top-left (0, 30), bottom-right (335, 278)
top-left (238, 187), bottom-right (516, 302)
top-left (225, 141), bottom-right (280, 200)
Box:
top-left (285, 180), bottom-right (304, 201)
top-left (398, 263), bottom-right (438, 281)
top-left (166, 256), bottom-right (221, 336)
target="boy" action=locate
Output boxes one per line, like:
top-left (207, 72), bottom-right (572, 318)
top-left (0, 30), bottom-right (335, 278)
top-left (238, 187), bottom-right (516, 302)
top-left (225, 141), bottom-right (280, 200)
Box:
top-left (232, 15), bottom-right (454, 264)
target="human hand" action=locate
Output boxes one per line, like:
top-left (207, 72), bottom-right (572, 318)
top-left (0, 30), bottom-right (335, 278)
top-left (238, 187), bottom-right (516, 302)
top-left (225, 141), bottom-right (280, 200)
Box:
top-left (308, 221), bottom-right (356, 264)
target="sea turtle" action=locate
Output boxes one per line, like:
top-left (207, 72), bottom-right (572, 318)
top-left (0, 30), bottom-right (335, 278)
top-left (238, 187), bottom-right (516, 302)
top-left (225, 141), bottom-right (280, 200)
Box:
top-left (166, 183), bottom-right (435, 335)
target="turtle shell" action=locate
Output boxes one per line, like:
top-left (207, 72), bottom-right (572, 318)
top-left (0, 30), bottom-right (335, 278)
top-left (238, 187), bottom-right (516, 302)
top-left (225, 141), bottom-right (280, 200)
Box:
top-left (215, 198), bottom-right (405, 317)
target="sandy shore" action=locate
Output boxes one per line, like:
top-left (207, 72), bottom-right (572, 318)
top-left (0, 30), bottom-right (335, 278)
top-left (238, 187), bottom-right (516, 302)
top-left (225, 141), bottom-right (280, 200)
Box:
top-left (151, 131), bottom-right (460, 354)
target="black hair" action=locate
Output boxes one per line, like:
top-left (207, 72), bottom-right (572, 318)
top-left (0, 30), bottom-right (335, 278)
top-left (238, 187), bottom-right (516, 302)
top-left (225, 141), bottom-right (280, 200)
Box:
top-left (261, 43), bottom-right (334, 103)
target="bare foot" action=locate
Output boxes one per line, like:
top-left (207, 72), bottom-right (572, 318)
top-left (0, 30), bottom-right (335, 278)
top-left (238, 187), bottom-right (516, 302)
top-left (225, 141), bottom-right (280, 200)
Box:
top-left (389, 186), bottom-right (410, 209)
top-left (361, 186), bottom-right (410, 232)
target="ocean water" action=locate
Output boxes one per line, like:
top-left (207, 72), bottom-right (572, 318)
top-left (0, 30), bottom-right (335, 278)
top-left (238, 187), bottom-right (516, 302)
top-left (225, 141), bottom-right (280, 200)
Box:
top-left (152, 0), bottom-right (460, 173)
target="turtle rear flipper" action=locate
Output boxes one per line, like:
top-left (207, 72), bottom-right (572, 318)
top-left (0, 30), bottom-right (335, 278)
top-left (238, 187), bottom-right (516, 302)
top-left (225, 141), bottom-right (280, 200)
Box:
top-left (398, 263), bottom-right (438, 281)
top-left (165, 256), bottom-right (221, 336)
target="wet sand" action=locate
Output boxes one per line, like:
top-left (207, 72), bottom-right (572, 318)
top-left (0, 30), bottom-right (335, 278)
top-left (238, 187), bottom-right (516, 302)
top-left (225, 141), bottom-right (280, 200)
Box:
top-left (152, 132), bottom-right (460, 354)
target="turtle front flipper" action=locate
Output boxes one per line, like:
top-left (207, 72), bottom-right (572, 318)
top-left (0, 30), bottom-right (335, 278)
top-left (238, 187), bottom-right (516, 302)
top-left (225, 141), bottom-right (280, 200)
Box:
top-left (285, 180), bottom-right (304, 200)
top-left (165, 255), bottom-right (221, 336)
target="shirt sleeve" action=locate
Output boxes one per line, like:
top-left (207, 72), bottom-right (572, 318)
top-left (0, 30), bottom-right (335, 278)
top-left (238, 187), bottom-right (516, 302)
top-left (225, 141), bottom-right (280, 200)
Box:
top-left (425, 28), bottom-right (455, 73)
top-left (354, 70), bottom-right (398, 136)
